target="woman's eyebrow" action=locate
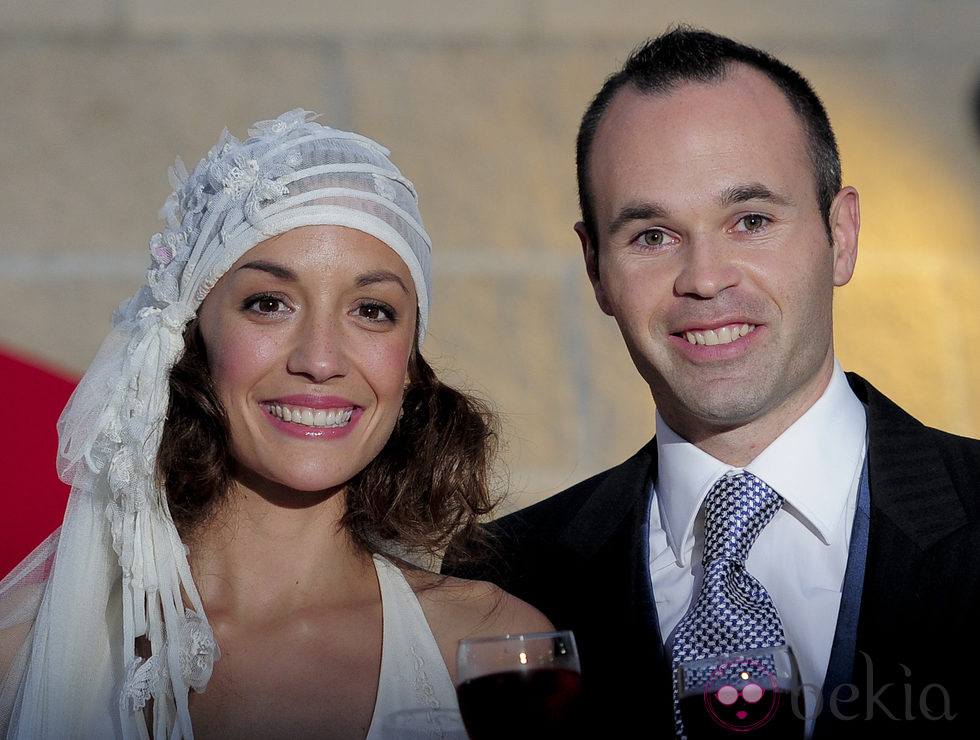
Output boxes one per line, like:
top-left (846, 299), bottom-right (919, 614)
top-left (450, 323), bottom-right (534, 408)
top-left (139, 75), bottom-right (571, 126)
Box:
top-left (235, 260), bottom-right (297, 281)
top-left (357, 270), bottom-right (410, 294)
top-left (235, 263), bottom-right (409, 294)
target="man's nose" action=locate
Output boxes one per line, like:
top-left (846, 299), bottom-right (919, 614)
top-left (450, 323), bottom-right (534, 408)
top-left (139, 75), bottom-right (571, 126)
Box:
top-left (672, 236), bottom-right (742, 299)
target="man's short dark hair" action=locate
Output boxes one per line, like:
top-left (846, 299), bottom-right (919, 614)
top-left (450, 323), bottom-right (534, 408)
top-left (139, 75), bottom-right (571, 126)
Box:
top-left (576, 27), bottom-right (842, 249)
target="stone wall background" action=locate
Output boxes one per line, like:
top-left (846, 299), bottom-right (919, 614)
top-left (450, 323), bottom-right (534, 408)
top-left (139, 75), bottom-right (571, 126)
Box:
top-left (1, 0), bottom-right (978, 512)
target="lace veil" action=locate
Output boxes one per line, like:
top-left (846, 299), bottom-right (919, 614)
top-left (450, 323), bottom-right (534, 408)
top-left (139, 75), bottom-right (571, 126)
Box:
top-left (0, 110), bottom-right (432, 739)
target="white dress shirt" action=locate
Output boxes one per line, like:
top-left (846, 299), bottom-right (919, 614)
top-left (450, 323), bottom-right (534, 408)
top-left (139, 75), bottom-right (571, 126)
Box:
top-left (650, 361), bottom-right (867, 724)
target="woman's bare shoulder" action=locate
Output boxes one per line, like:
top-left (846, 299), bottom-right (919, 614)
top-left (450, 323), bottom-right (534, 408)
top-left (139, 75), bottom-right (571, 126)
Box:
top-left (408, 572), bottom-right (554, 641)
top-left (406, 569), bottom-right (554, 679)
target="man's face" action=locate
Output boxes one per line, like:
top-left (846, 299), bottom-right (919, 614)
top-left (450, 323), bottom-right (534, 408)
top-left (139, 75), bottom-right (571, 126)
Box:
top-left (579, 65), bottom-right (859, 454)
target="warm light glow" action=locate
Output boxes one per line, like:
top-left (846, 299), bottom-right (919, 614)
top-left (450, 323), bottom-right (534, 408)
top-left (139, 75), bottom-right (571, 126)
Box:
top-left (519, 651), bottom-right (528, 665)
top-left (740, 671), bottom-right (750, 681)
top-left (829, 82), bottom-right (980, 440)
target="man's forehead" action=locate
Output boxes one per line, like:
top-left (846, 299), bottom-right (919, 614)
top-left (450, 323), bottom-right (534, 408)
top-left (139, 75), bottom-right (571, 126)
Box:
top-left (586, 67), bottom-right (817, 237)
top-left (601, 65), bottom-right (797, 136)
top-left (591, 68), bottom-right (809, 179)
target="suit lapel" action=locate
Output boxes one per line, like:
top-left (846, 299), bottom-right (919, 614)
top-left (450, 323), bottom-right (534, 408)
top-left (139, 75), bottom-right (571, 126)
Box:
top-left (847, 374), bottom-right (970, 629)
top-left (840, 374), bottom-right (972, 726)
top-left (856, 375), bottom-right (968, 548)
top-left (558, 441), bottom-right (661, 645)
top-left (557, 440), bottom-right (657, 556)
top-left (552, 441), bottom-right (676, 731)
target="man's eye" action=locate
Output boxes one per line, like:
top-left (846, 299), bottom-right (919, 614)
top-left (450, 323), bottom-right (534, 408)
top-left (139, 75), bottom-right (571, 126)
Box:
top-left (740, 214), bottom-right (767, 231)
top-left (640, 230), bottom-right (666, 247)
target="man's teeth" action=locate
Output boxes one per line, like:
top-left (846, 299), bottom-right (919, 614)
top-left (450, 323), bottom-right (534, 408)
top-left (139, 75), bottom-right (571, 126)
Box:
top-left (683, 324), bottom-right (755, 346)
top-left (267, 404), bottom-right (353, 428)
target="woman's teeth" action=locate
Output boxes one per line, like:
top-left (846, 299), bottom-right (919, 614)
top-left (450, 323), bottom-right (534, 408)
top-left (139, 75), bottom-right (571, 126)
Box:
top-left (267, 404), bottom-right (353, 428)
top-left (683, 323), bottom-right (755, 346)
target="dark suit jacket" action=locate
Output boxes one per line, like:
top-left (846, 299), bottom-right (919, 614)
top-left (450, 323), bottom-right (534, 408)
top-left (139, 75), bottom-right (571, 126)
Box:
top-left (446, 374), bottom-right (980, 737)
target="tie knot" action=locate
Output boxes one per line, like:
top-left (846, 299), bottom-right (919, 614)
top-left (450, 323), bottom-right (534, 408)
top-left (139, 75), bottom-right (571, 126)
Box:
top-left (702, 471), bottom-right (782, 564)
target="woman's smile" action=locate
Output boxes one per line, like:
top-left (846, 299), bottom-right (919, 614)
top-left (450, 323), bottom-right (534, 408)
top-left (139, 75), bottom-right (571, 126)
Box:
top-left (266, 402), bottom-right (355, 429)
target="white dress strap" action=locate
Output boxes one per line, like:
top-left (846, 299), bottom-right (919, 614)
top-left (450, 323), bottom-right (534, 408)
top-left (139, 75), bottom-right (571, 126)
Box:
top-left (365, 555), bottom-right (458, 739)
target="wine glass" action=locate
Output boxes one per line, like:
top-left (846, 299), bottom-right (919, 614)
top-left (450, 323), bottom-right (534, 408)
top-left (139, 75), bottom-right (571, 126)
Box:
top-left (455, 630), bottom-right (582, 740)
top-left (676, 644), bottom-right (804, 738)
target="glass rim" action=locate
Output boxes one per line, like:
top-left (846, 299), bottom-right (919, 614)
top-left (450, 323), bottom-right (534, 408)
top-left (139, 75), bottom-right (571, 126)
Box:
top-left (677, 644), bottom-right (796, 671)
top-left (458, 629), bottom-right (576, 647)
top-left (676, 644), bottom-right (799, 696)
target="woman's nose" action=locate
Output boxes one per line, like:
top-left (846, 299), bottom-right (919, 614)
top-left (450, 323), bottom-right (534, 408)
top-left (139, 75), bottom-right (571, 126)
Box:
top-left (285, 314), bottom-right (349, 382)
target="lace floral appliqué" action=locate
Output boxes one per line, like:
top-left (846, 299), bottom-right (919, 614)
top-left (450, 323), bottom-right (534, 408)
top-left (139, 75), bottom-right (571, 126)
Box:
top-left (142, 110), bottom-right (315, 313)
top-left (179, 608), bottom-right (219, 693)
top-left (120, 655), bottom-right (166, 712)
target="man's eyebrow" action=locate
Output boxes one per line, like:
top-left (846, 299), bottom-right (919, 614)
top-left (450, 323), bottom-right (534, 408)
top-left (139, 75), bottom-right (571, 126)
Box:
top-left (357, 270), bottom-right (410, 294)
top-left (607, 202), bottom-right (670, 237)
top-left (236, 260), bottom-right (297, 281)
top-left (720, 183), bottom-right (795, 208)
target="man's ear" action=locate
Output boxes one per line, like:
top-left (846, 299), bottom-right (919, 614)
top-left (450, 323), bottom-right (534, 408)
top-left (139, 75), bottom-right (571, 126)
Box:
top-left (575, 221), bottom-right (614, 316)
top-left (829, 186), bottom-right (860, 287)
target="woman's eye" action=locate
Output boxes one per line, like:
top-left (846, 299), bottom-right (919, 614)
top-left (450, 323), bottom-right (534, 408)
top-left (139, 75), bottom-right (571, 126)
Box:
top-left (256, 298), bottom-right (282, 313)
top-left (243, 295), bottom-right (288, 314)
top-left (355, 302), bottom-right (394, 322)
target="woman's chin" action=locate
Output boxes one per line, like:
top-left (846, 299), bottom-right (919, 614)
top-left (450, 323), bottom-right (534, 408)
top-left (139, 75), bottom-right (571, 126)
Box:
top-left (230, 466), bottom-right (348, 509)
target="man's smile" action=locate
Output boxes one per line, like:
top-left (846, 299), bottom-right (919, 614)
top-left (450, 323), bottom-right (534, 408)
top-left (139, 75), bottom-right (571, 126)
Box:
top-left (681, 323), bottom-right (756, 346)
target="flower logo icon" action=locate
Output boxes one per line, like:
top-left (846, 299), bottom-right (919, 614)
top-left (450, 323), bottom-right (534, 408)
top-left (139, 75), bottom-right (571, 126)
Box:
top-left (703, 658), bottom-right (780, 732)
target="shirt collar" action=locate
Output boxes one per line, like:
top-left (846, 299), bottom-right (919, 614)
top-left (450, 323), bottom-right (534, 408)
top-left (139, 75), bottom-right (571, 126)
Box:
top-left (655, 361), bottom-right (867, 566)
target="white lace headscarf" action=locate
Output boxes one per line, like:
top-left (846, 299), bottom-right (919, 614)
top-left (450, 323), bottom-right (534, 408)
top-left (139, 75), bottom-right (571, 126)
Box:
top-left (0, 110), bottom-right (432, 739)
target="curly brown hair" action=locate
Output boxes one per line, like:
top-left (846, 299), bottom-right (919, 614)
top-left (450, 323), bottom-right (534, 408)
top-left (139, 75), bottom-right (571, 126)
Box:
top-left (156, 321), bottom-right (231, 531)
top-left (156, 320), bottom-right (499, 560)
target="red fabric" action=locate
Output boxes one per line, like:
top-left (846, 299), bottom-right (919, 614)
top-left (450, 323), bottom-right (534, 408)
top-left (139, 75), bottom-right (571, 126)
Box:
top-left (0, 347), bottom-right (77, 578)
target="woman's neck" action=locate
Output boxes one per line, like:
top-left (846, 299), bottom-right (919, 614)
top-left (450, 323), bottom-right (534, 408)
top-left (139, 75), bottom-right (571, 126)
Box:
top-left (185, 482), bottom-right (377, 621)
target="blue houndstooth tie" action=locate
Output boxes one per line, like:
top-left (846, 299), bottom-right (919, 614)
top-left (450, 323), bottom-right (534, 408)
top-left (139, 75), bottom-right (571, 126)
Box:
top-left (671, 471), bottom-right (785, 738)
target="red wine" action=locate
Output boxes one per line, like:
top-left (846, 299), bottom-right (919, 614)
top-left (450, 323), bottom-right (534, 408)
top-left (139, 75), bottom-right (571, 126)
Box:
top-left (679, 688), bottom-right (803, 738)
top-left (456, 668), bottom-right (582, 740)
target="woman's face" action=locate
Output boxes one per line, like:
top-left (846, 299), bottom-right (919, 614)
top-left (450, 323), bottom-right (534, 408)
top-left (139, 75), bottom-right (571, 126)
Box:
top-left (197, 224), bottom-right (417, 498)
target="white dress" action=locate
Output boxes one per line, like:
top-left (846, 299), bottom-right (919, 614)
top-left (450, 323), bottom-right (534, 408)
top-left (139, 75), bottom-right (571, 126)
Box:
top-left (365, 554), bottom-right (459, 738)
top-left (0, 545), bottom-right (458, 738)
